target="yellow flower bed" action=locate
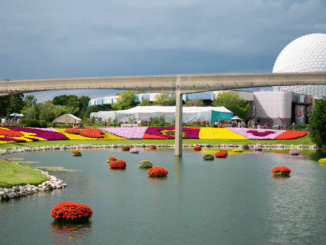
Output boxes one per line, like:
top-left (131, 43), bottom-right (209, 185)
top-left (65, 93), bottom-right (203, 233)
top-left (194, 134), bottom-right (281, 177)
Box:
top-left (318, 158), bottom-right (326, 165)
top-left (232, 148), bottom-right (244, 153)
top-left (199, 128), bottom-right (248, 140)
top-left (56, 129), bottom-right (126, 140)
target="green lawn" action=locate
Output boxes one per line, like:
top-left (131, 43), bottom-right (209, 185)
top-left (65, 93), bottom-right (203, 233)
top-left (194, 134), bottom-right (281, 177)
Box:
top-left (0, 159), bottom-right (49, 188)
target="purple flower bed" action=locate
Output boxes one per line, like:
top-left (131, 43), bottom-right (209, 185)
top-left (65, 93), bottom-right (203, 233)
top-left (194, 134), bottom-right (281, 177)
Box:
top-left (3, 127), bottom-right (69, 140)
top-left (227, 128), bottom-right (286, 140)
top-left (100, 127), bottom-right (148, 139)
top-left (144, 127), bottom-right (200, 139)
top-left (0, 137), bottom-right (26, 142)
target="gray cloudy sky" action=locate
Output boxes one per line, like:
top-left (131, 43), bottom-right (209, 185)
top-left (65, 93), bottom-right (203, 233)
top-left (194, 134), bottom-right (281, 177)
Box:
top-left (1, 0), bottom-right (326, 102)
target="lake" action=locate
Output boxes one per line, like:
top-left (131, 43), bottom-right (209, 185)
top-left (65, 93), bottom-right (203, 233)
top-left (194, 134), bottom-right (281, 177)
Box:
top-left (1, 149), bottom-right (326, 245)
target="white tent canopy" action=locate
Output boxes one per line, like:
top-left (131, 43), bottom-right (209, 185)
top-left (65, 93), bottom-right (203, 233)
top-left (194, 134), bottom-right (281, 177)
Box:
top-left (90, 106), bottom-right (233, 123)
top-left (53, 114), bottom-right (82, 123)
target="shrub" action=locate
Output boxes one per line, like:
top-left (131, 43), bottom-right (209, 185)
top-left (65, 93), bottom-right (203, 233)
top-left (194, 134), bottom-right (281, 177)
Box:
top-left (50, 201), bottom-right (93, 224)
top-left (149, 145), bottom-right (157, 149)
top-left (318, 158), bottom-right (326, 165)
top-left (242, 144), bottom-right (249, 150)
top-left (72, 150), bottom-right (81, 156)
top-left (202, 154), bottom-right (214, 161)
top-left (21, 118), bottom-right (41, 127)
top-left (138, 160), bottom-right (153, 169)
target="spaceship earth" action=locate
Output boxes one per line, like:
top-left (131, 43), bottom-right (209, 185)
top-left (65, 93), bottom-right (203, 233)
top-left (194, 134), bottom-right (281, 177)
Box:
top-left (272, 33), bottom-right (326, 98)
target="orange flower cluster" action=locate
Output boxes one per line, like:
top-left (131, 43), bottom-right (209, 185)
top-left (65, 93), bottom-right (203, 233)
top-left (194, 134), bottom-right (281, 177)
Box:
top-left (73, 150), bottom-right (81, 154)
top-left (147, 166), bottom-right (169, 177)
top-left (275, 131), bottom-right (307, 140)
top-left (65, 128), bottom-right (81, 134)
top-left (108, 156), bottom-right (117, 160)
top-left (149, 145), bottom-right (157, 149)
top-left (80, 128), bottom-right (103, 138)
top-left (0, 128), bottom-right (24, 137)
top-left (193, 146), bottom-right (201, 151)
top-left (215, 151), bottom-right (228, 158)
top-left (271, 166), bottom-right (291, 173)
top-left (109, 160), bottom-right (127, 169)
top-left (121, 145), bottom-right (130, 151)
top-left (50, 202), bottom-right (93, 222)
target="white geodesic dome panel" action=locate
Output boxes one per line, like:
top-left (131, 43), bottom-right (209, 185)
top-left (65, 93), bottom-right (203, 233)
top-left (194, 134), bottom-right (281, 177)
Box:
top-left (272, 33), bottom-right (326, 98)
top-left (273, 33), bottom-right (326, 73)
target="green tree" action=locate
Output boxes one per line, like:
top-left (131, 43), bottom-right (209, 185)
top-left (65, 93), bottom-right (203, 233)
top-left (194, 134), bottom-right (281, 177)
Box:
top-left (83, 105), bottom-right (99, 121)
top-left (184, 99), bottom-right (205, 107)
top-left (154, 93), bottom-right (176, 106)
top-left (76, 95), bottom-right (91, 119)
top-left (53, 95), bottom-right (70, 106)
top-left (138, 99), bottom-right (152, 106)
top-left (0, 95), bottom-right (11, 117)
top-left (212, 92), bottom-right (249, 119)
top-left (111, 91), bottom-right (137, 111)
top-left (8, 93), bottom-right (24, 114)
top-left (21, 95), bottom-right (37, 119)
top-left (38, 101), bottom-right (56, 122)
top-left (309, 98), bottom-right (326, 148)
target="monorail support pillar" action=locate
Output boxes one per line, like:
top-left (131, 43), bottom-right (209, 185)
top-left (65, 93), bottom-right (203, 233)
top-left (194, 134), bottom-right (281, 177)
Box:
top-left (175, 88), bottom-right (183, 157)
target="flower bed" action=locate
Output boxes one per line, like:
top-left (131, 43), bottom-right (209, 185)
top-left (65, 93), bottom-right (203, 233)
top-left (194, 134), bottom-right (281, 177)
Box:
top-left (138, 160), bottom-right (153, 169)
top-left (289, 150), bottom-right (300, 155)
top-left (143, 127), bottom-right (200, 139)
top-left (318, 158), bottom-right (326, 165)
top-left (130, 149), bottom-right (139, 154)
top-left (193, 146), bottom-right (201, 151)
top-left (215, 151), bottom-right (227, 158)
top-left (101, 127), bottom-right (148, 139)
top-left (106, 156), bottom-right (117, 163)
top-left (202, 154), bottom-right (214, 161)
top-left (50, 202), bottom-right (93, 223)
top-left (65, 128), bottom-right (80, 134)
top-left (227, 128), bottom-right (286, 140)
top-left (271, 166), bottom-right (291, 177)
top-left (199, 128), bottom-right (247, 140)
top-left (121, 145), bottom-right (130, 151)
top-left (147, 166), bottom-right (168, 177)
top-left (72, 150), bottom-right (81, 156)
top-left (1, 127), bottom-right (68, 141)
top-left (109, 160), bottom-right (127, 169)
top-left (275, 131), bottom-right (307, 140)
top-left (242, 144), bottom-right (249, 150)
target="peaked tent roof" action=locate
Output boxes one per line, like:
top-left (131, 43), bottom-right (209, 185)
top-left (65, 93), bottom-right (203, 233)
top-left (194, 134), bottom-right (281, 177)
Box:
top-left (53, 114), bottom-right (82, 123)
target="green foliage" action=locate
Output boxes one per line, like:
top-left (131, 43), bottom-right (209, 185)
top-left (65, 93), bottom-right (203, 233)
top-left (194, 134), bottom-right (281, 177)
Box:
top-left (212, 92), bottom-right (249, 119)
top-left (154, 93), bottom-right (176, 106)
top-left (149, 116), bottom-right (166, 125)
top-left (309, 98), bottom-right (326, 148)
top-left (21, 118), bottom-right (41, 127)
top-left (0, 95), bottom-right (11, 116)
top-left (39, 120), bottom-right (48, 128)
top-left (111, 91), bottom-right (137, 111)
top-left (38, 101), bottom-right (56, 122)
top-left (138, 99), bottom-right (152, 106)
top-left (184, 99), bottom-right (205, 107)
top-left (84, 105), bottom-right (99, 121)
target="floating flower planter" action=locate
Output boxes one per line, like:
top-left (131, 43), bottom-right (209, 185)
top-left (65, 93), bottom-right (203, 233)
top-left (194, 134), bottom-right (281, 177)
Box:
top-left (147, 166), bottom-right (168, 177)
top-left (109, 160), bottom-right (127, 169)
top-left (138, 160), bottom-right (153, 169)
top-left (271, 166), bottom-right (291, 177)
top-left (106, 156), bottom-right (117, 163)
top-left (202, 154), bottom-right (214, 161)
top-left (289, 150), bottom-right (300, 155)
top-left (130, 149), bottom-right (140, 154)
top-left (72, 150), bottom-right (81, 156)
top-left (121, 145), bottom-right (130, 151)
top-left (232, 148), bottom-right (243, 153)
top-left (193, 146), bottom-right (201, 151)
top-left (318, 158), bottom-right (326, 165)
top-left (215, 151), bottom-right (227, 158)
top-left (254, 145), bottom-right (263, 151)
top-left (50, 201), bottom-right (93, 224)
top-left (149, 145), bottom-right (157, 150)
top-left (242, 144), bottom-right (249, 150)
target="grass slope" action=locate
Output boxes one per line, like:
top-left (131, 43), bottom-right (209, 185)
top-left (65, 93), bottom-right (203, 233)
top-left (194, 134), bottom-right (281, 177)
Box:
top-left (0, 159), bottom-right (49, 188)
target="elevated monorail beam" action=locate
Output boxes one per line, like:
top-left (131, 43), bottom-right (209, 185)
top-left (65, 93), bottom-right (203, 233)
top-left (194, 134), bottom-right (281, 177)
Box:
top-left (1, 72), bottom-right (326, 96)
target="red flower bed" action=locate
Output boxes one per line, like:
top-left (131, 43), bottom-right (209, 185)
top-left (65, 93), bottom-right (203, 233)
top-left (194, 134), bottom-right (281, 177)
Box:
top-left (147, 166), bottom-right (169, 177)
top-left (109, 160), bottom-right (127, 169)
top-left (275, 131), bottom-right (307, 140)
top-left (215, 151), bottom-right (228, 158)
top-left (80, 128), bottom-right (104, 138)
top-left (193, 146), bottom-right (201, 151)
top-left (0, 128), bottom-right (24, 137)
top-left (65, 128), bottom-right (81, 134)
top-left (149, 145), bottom-right (157, 149)
top-left (271, 166), bottom-right (291, 177)
top-left (121, 145), bottom-right (130, 151)
top-left (50, 202), bottom-right (93, 223)
top-left (108, 156), bottom-right (117, 161)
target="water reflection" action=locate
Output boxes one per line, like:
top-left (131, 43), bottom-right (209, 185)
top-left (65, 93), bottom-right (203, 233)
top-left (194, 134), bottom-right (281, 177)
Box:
top-left (173, 157), bottom-right (183, 204)
top-left (50, 221), bottom-right (92, 244)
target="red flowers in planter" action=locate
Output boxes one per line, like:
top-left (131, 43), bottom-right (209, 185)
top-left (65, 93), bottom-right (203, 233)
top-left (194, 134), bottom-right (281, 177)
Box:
top-left (215, 151), bottom-right (228, 158)
top-left (149, 145), bottom-right (157, 149)
top-left (109, 160), bottom-right (127, 169)
top-left (121, 145), bottom-right (130, 151)
top-left (50, 202), bottom-right (93, 223)
top-left (193, 146), bottom-right (201, 151)
top-left (65, 128), bottom-right (81, 134)
top-left (72, 150), bottom-right (81, 156)
top-left (271, 166), bottom-right (291, 177)
top-left (147, 166), bottom-right (168, 177)
top-left (108, 156), bottom-right (117, 161)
